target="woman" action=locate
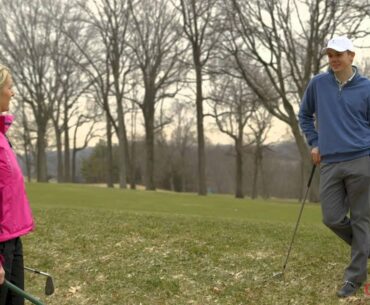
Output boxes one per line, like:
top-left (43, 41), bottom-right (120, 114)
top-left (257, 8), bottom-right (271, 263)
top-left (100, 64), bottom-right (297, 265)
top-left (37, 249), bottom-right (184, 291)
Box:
top-left (0, 65), bottom-right (34, 305)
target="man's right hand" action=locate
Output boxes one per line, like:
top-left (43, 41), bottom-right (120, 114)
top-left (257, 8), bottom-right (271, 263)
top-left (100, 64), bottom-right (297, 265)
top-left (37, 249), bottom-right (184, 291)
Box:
top-left (311, 147), bottom-right (321, 165)
top-left (0, 265), bottom-right (5, 285)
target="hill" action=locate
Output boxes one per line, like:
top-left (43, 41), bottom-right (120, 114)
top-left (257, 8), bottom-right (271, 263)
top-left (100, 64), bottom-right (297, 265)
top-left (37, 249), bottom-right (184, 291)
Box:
top-left (22, 183), bottom-right (354, 305)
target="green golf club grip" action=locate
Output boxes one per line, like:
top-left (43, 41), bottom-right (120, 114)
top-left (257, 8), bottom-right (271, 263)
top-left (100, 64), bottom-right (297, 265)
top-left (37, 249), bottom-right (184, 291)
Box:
top-left (4, 280), bottom-right (45, 305)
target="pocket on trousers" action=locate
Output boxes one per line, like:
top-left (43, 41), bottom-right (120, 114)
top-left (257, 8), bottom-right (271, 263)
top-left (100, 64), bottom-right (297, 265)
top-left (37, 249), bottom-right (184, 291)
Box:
top-left (319, 162), bottom-right (330, 174)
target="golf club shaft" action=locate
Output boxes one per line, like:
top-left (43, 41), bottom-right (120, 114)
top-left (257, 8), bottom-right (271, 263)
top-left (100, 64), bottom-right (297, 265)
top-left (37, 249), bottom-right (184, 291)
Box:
top-left (24, 266), bottom-right (49, 277)
top-left (282, 164), bottom-right (316, 272)
top-left (4, 280), bottom-right (45, 305)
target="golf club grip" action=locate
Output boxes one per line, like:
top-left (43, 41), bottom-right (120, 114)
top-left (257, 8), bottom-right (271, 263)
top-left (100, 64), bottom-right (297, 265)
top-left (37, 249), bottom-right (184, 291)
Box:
top-left (4, 280), bottom-right (45, 305)
top-left (306, 164), bottom-right (316, 187)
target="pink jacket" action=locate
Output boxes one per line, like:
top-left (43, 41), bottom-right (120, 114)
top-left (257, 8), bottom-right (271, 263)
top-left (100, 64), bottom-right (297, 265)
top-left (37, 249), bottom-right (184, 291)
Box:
top-left (0, 115), bottom-right (34, 242)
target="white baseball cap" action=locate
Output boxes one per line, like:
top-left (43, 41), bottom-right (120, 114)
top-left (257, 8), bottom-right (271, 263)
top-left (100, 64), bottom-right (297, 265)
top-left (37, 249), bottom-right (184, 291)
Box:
top-left (322, 36), bottom-right (354, 53)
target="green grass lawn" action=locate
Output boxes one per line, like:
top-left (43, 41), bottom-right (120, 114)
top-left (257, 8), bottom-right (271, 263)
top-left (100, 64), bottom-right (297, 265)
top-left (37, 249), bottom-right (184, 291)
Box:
top-left (20, 183), bottom-right (367, 305)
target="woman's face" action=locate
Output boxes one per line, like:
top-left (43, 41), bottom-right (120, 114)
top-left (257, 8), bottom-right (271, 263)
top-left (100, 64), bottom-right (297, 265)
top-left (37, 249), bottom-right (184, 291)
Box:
top-left (0, 75), bottom-right (14, 113)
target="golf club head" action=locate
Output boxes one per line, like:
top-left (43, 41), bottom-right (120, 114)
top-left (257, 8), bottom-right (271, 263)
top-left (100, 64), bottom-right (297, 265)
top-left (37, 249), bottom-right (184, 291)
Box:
top-left (45, 276), bottom-right (55, 296)
top-left (272, 271), bottom-right (284, 280)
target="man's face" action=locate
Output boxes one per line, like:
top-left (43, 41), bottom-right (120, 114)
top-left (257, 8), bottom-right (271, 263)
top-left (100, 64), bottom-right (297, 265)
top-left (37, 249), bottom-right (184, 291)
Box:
top-left (327, 49), bottom-right (355, 73)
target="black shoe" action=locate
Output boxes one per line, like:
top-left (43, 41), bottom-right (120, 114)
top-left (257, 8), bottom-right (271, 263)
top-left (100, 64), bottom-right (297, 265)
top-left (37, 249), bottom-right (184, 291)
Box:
top-left (336, 281), bottom-right (360, 298)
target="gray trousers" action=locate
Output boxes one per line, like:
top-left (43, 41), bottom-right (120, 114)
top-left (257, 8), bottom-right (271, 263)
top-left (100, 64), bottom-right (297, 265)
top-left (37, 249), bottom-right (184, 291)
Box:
top-left (320, 155), bottom-right (370, 284)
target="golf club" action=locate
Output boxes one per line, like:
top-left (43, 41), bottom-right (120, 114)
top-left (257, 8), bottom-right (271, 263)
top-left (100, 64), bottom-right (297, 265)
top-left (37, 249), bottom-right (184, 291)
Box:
top-left (4, 280), bottom-right (45, 305)
top-left (273, 164), bottom-right (316, 279)
top-left (24, 267), bottom-right (55, 296)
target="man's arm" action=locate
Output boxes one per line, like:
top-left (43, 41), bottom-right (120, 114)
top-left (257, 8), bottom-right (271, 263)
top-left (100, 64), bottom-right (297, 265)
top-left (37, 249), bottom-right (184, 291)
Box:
top-left (298, 80), bottom-right (321, 164)
top-left (298, 80), bottom-right (318, 147)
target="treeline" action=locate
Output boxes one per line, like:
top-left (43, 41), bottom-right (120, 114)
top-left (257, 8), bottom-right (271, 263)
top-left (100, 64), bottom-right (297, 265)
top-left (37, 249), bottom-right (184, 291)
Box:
top-left (1, 0), bottom-right (370, 199)
top-left (79, 139), bottom-right (302, 199)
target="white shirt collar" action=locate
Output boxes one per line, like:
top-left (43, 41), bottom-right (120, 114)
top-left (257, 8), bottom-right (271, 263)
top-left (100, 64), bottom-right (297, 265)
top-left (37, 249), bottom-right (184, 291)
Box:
top-left (334, 66), bottom-right (356, 87)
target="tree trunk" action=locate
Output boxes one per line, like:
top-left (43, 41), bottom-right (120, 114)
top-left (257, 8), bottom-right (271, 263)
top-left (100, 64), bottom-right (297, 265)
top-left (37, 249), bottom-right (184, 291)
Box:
top-left (55, 128), bottom-right (63, 182)
top-left (123, 128), bottom-right (131, 188)
top-left (117, 131), bottom-right (127, 189)
top-left (71, 122), bottom-right (79, 183)
top-left (36, 125), bottom-right (48, 182)
top-left (194, 56), bottom-right (207, 195)
top-left (144, 111), bottom-right (156, 190)
top-left (287, 109), bottom-right (319, 202)
top-left (63, 108), bottom-right (71, 182)
top-left (116, 95), bottom-right (127, 189)
top-left (235, 138), bottom-right (244, 199)
top-left (298, 159), bottom-right (304, 201)
top-left (23, 138), bottom-right (32, 182)
top-left (72, 148), bottom-right (77, 183)
top-left (259, 152), bottom-right (269, 199)
top-left (22, 112), bottom-right (32, 182)
top-left (129, 103), bottom-right (137, 190)
top-left (129, 140), bottom-right (136, 189)
top-left (251, 148), bottom-right (259, 199)
top-left (106, 113), bottom-right (114, 188)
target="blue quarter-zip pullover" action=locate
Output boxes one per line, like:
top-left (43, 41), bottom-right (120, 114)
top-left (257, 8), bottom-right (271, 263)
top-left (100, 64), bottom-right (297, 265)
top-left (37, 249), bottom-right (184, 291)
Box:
top-left (299, 67), bottom-right (370, 163)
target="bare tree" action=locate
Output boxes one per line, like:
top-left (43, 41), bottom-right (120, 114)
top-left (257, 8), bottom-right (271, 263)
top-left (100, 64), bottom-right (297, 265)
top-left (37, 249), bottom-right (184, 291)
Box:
top-left (176, 0), bottom-right (221, 195)
top-left (78, 0), bottom-right (135, 189)
top-left (71, 110), bottom-right (102, 182)
top-left (63, 1), bottom-right (120, 187)
top-left (45, 4), bottom-right (94, 183)
top-left (247, 108), bottom-right (272, 199)
top-left (168, 100), bottom-right (196, 192)
top-left (128, 0), bottom-right (186, 190)
top-left (210, 75), bottom-right (256, 198)
top-left (0, 0), bottom-right (64, 181)
top-left (9, 99), bottom-right (36, 182)
top-left (0, 0), bottom-right (93, 183)
top-left (127, 89), bottom-right (141, 189)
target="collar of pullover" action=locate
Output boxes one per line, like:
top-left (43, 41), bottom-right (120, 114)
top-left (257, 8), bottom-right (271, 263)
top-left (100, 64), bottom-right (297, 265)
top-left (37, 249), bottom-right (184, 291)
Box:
top-left (0, 115), bottom-right (14, 134)
top-left (330, 66), bottom-right (358, 87)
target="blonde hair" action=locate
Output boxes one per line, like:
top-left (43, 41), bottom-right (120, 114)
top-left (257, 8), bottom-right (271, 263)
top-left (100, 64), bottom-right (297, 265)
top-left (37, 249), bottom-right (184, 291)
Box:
top-left (0, 65), bottom-right (10, 88)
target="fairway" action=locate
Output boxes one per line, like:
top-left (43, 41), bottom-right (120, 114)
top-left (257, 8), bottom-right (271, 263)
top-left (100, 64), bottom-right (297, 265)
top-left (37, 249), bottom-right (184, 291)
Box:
top-left (22, 183), bottom-right (362, 304)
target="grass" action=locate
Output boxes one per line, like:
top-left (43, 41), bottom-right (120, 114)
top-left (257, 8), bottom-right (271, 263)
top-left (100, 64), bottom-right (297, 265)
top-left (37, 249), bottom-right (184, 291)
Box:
top-left (19, 183), bottom-right (369, 305)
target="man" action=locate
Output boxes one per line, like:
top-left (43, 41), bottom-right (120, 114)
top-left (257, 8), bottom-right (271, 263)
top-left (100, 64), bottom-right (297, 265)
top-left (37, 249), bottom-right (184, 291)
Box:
top-left (299, 36), bottom-right (370, 298)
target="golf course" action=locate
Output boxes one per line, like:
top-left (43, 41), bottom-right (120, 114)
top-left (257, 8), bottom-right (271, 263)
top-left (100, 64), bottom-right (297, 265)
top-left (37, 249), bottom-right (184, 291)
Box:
top-left (21, 183), bottom-right (366, 305)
